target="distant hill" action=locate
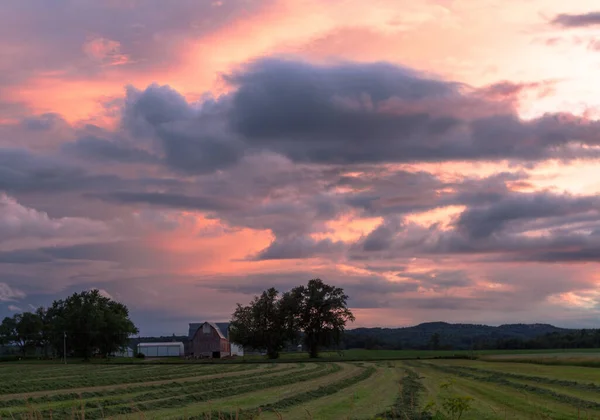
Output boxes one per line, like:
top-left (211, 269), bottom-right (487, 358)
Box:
top-left (342, 322), bottom-right (573, 350)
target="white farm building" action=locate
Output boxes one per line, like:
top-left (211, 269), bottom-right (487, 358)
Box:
top-left (137, 342), bottom-right (184, 357)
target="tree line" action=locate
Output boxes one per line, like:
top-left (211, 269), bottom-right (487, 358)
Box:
top-left (343, 325), bottom-right (600, 351)
top-left (229, 278), bottom-right (355, 359)
top-left (0, 289), bottom-right (138, 360)
top-left (492, 330), bottom-right (600, 350)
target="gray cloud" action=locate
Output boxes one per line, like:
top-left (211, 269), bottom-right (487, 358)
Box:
top-left (92, 191), bottom-right (241, 212)
top-left (551, 12), bottom-right (600, 28)
top-left (61, 136), bottom-right (160, 164)
top-left (362, 217), bottom-right (404, 251)
top-left (455, 192), bottom-right (600, 239)
top-left (224, 59), bottom-right (600, 164)
top-left (248, 236), bottom-right (345, 260)
top-left (22, 113), bottom-right (67, 131)
top-left (113, 59), bottom-right (600, 177)
top-left (122, 84), bottom-right (244, 174)
top-left (344, 186), bottom-right (600, 265)
top-left (0, 148), bottom-right (123, 194)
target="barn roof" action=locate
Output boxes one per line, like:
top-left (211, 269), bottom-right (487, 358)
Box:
top-left (188, 322), bottom-right (230, 340)
top-left (138, 342), bottom-right (184, 347)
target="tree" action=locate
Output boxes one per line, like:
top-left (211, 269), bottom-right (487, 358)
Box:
top-left (48, 289), bottom-right (138, 360)
top-left (0, 316), bottom-right (16, 348)
top-left (0, 312), bottom-right (42, 355)
top-left (34, 307), bottom-right (53, 358)
top-left (229, 288), bottom-right (294, 359)
top-left (291, 279), bottom-right (355, 358)
top-left (429, 332), bottom-right (441, 350)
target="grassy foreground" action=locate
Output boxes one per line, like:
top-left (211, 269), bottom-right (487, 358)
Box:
top-left (1, 350), bottom-right (600, 419)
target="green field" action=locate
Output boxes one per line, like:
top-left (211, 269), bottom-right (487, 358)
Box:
top-left (5, 348), bottom-right (599, 365)
top-left (2, 350), bottom-right (600, 419)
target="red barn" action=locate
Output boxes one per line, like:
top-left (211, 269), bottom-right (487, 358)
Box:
top-left (189, 322), bottom-right (230, 358)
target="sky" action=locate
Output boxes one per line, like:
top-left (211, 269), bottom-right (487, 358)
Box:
top-left (2, 0), bottom-right (600, 335)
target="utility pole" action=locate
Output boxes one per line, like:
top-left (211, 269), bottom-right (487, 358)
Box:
top-left (63, 331), bottom-right (67, 364)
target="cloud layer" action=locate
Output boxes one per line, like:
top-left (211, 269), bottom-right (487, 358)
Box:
top-left (2, 0), bottom-right (600, 334)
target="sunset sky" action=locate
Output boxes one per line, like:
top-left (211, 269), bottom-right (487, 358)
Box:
top-left (3, 0), bottom-right (600, 335)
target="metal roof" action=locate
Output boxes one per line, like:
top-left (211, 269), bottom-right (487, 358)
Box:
top-left (137, 342), bottom-right (184, 347)
top-left (188, 322), bottom-right (230, 340)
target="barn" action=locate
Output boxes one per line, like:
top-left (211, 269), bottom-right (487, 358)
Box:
top-left (188, 322), bottom-right (244, 358)
top-left (137, 342), bottom-right (184, 357)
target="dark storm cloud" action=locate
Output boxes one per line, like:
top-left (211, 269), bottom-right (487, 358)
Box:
top-left (0, 148), bottom-right (121, 193)
top-left (344, 186), bottom-right (600, 264)
top-left (61, 136), bottom-right (160, 164)
top-left (0, 249), bottom-right (53, 264)
top-left (122, 84), bottom-right (244, 174)
top-left (224, 59), bottom-right (600, 164)
top-left (122, 84), bottom-right (196, 133)
top-left (343, 169), bottom-right (448, 215)
top-left (455, 192), bottom-right (600, 239)
top-left (362, 217), bottom-right (404, 251)
top-left (431, 199), bottom-right (600, 263)
top-left (0, 147), bottom-right (183, 200)
top-left (22, 113), bottom-right (67, 131)
top-left (248, 236), bottom-right (345, 260)
top-left (551, 12), bottom-right (600, 28)
top-left (118, 59), bottom-right (600, 175)
top-left (225, 58), bottom-right (462, 162)
top-left (93, 191), bottom-right (241, 212)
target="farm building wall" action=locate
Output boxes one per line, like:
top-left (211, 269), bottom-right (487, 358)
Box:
top-left (137, 342), bottom-right (184, 357)
top-left (190, 322), bottom-right (231, 358)
top-left (188, 321), bottom-right (244, 357)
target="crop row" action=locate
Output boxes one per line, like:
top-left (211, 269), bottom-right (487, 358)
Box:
top-left (78, 363), bottom-right (341, 420)
top-left (0, 363), bottom-right (235, 383)
top-left (1, 363), bottom-right (343, 419)
top-left (433, 365), bottom-right (600, 393)
top-left (0, 364), bottom-right (289, 409)
top-left (423, 363), bottom-right (600, 411)
top-left (372, 367), bottom-right (430, 420)
top-left (0, 364), bottom-right (311, 413)
top-left (258, 365), bottom-right (376, 412)
top-left (0, 364), bottom-right (256, 395)
top-left (185, 364), bottom-right (378, 420)
top-left (0, 364), bottom-right (184, 381)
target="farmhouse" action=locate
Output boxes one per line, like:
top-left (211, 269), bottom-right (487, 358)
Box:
top-left (136, 342), bottom-right (184, 357)
top-left (188, 322), bottom-right (244, 358)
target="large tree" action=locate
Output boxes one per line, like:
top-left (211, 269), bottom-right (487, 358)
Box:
top-left (291, 278), bottom-right (355, 358)
top-left (0, 312), bottom-right (43, 355)
top-left (34, 307), bottom-right (53, 358)
top-left (229, 287), bottom-right (295, 359)
top-left (49, 289), bottom-right (138, 360)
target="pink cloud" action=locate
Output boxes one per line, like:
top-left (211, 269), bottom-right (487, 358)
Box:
top-left (83, 37), bottom-right (132, 66)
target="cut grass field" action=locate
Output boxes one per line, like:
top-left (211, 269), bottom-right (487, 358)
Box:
top-left (4, 348), bottom-right (598, 365)
top-left (2, 350), bottom-right (600, 419)
top-left (410, 358), bottom-right (600, 419)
